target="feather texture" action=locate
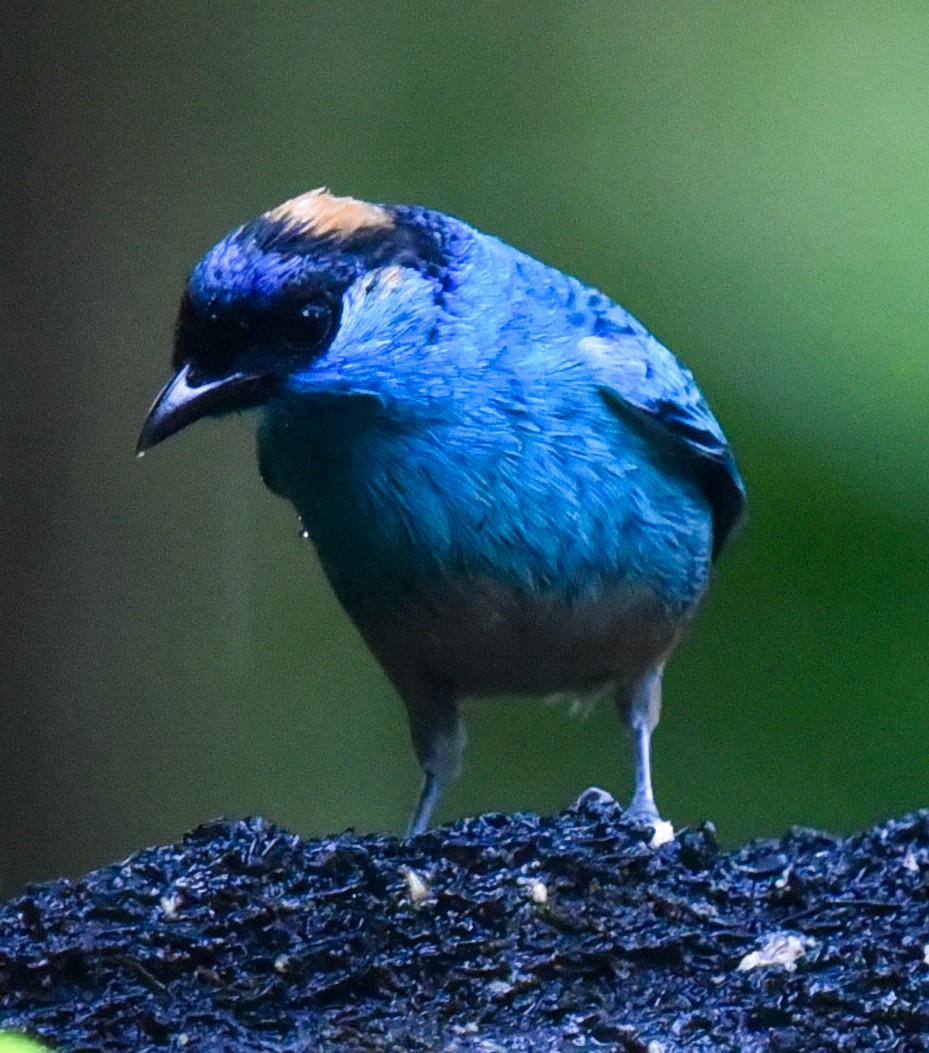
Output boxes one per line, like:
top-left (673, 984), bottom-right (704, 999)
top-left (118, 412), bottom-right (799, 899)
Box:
top-left (140, 192), bottom-right (745, 831)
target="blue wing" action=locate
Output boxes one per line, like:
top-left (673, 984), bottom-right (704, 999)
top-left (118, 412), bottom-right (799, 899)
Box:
top-left (585, 313), bottom-right (747, 559)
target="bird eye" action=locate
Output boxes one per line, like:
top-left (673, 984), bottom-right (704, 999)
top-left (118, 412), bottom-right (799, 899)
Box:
top-left (281, 301), bottom-right (333, 352)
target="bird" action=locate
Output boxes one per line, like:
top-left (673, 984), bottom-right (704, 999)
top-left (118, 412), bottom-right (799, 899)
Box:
top-left (138, 188), bottom-right (745, 837)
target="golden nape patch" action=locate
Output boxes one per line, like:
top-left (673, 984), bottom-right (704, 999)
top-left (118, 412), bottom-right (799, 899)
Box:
top-left (265, 188), bottom-right (393, 238)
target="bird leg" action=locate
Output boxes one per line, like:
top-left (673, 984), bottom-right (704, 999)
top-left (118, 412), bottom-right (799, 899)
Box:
top-left (627, 723), bottom-right (660, 823)
top-left (402, 685), bottom-right (466, 837)
top-left (619, 665), bottom-right (665, 825)
top-left (408, 771), bottom-right (447, 838)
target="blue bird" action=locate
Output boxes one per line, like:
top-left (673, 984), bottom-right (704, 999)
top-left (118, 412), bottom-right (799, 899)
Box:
top-left (138, 189), bottom-right (745, 836)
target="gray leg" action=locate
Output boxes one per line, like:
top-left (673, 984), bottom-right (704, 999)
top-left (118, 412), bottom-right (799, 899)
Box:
top-left (618, 665), bottom-right (664, 824)
top-left (627, 723), bottom-right (659, 823)
top-left (402, 685), bottom-right (466, 838)
top-left (408, 771), bottom-right (446, 838)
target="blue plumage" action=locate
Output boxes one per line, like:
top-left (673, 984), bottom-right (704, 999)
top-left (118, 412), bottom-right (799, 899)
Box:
top-left (139, 189), bottom-right (745, 833)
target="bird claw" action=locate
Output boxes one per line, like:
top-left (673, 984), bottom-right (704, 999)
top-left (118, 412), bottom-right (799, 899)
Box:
top-left (623, 798), bottom-right (662, 827)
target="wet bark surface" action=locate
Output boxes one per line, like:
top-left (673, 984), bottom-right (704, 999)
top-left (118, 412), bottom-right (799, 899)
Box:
top-left (2, 792), bottom-right (928, 1051)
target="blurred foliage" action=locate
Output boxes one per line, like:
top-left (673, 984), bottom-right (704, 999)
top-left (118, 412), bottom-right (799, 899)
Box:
top-left (0, 1038), bottom-right (51, 1053)
top-left (4, 1), bottom-right (929, 891)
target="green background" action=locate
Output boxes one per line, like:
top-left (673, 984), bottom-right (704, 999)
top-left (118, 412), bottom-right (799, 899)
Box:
top-left (5, 2), bottom-right (929, 893)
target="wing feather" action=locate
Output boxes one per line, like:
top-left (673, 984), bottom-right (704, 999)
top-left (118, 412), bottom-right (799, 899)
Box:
top-left (583, 317), bottom-right (746, 559)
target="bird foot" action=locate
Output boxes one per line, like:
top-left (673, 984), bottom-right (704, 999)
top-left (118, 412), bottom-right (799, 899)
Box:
top-left (623, 795), bottom-right (662, 827)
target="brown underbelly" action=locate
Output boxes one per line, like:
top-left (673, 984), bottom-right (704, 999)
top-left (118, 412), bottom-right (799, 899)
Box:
top-left (357, 575), bottom-right (689, 698)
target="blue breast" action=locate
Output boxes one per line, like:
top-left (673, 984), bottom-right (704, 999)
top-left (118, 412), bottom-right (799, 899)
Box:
top-left (259, 388), bottom-right (712, 618)
top-left (255, 223), bottom-right (718, 654)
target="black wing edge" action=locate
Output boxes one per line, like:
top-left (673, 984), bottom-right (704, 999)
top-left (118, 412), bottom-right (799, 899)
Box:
top-left (600, 387), bottom-right (747, 561)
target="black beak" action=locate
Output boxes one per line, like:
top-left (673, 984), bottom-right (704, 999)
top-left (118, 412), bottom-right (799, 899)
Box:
top-left (137, 364), bottom-right (278, 453)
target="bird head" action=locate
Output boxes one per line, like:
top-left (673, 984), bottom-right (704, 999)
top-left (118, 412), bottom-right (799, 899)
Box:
top-left (137, 189), bottom-right (452, 452)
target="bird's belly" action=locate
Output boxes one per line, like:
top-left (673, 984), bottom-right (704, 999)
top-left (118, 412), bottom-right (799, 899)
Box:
top-left (352, 574), bottom-right (684, 698)
top-left (262, 402), bottom-right (712, 695)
